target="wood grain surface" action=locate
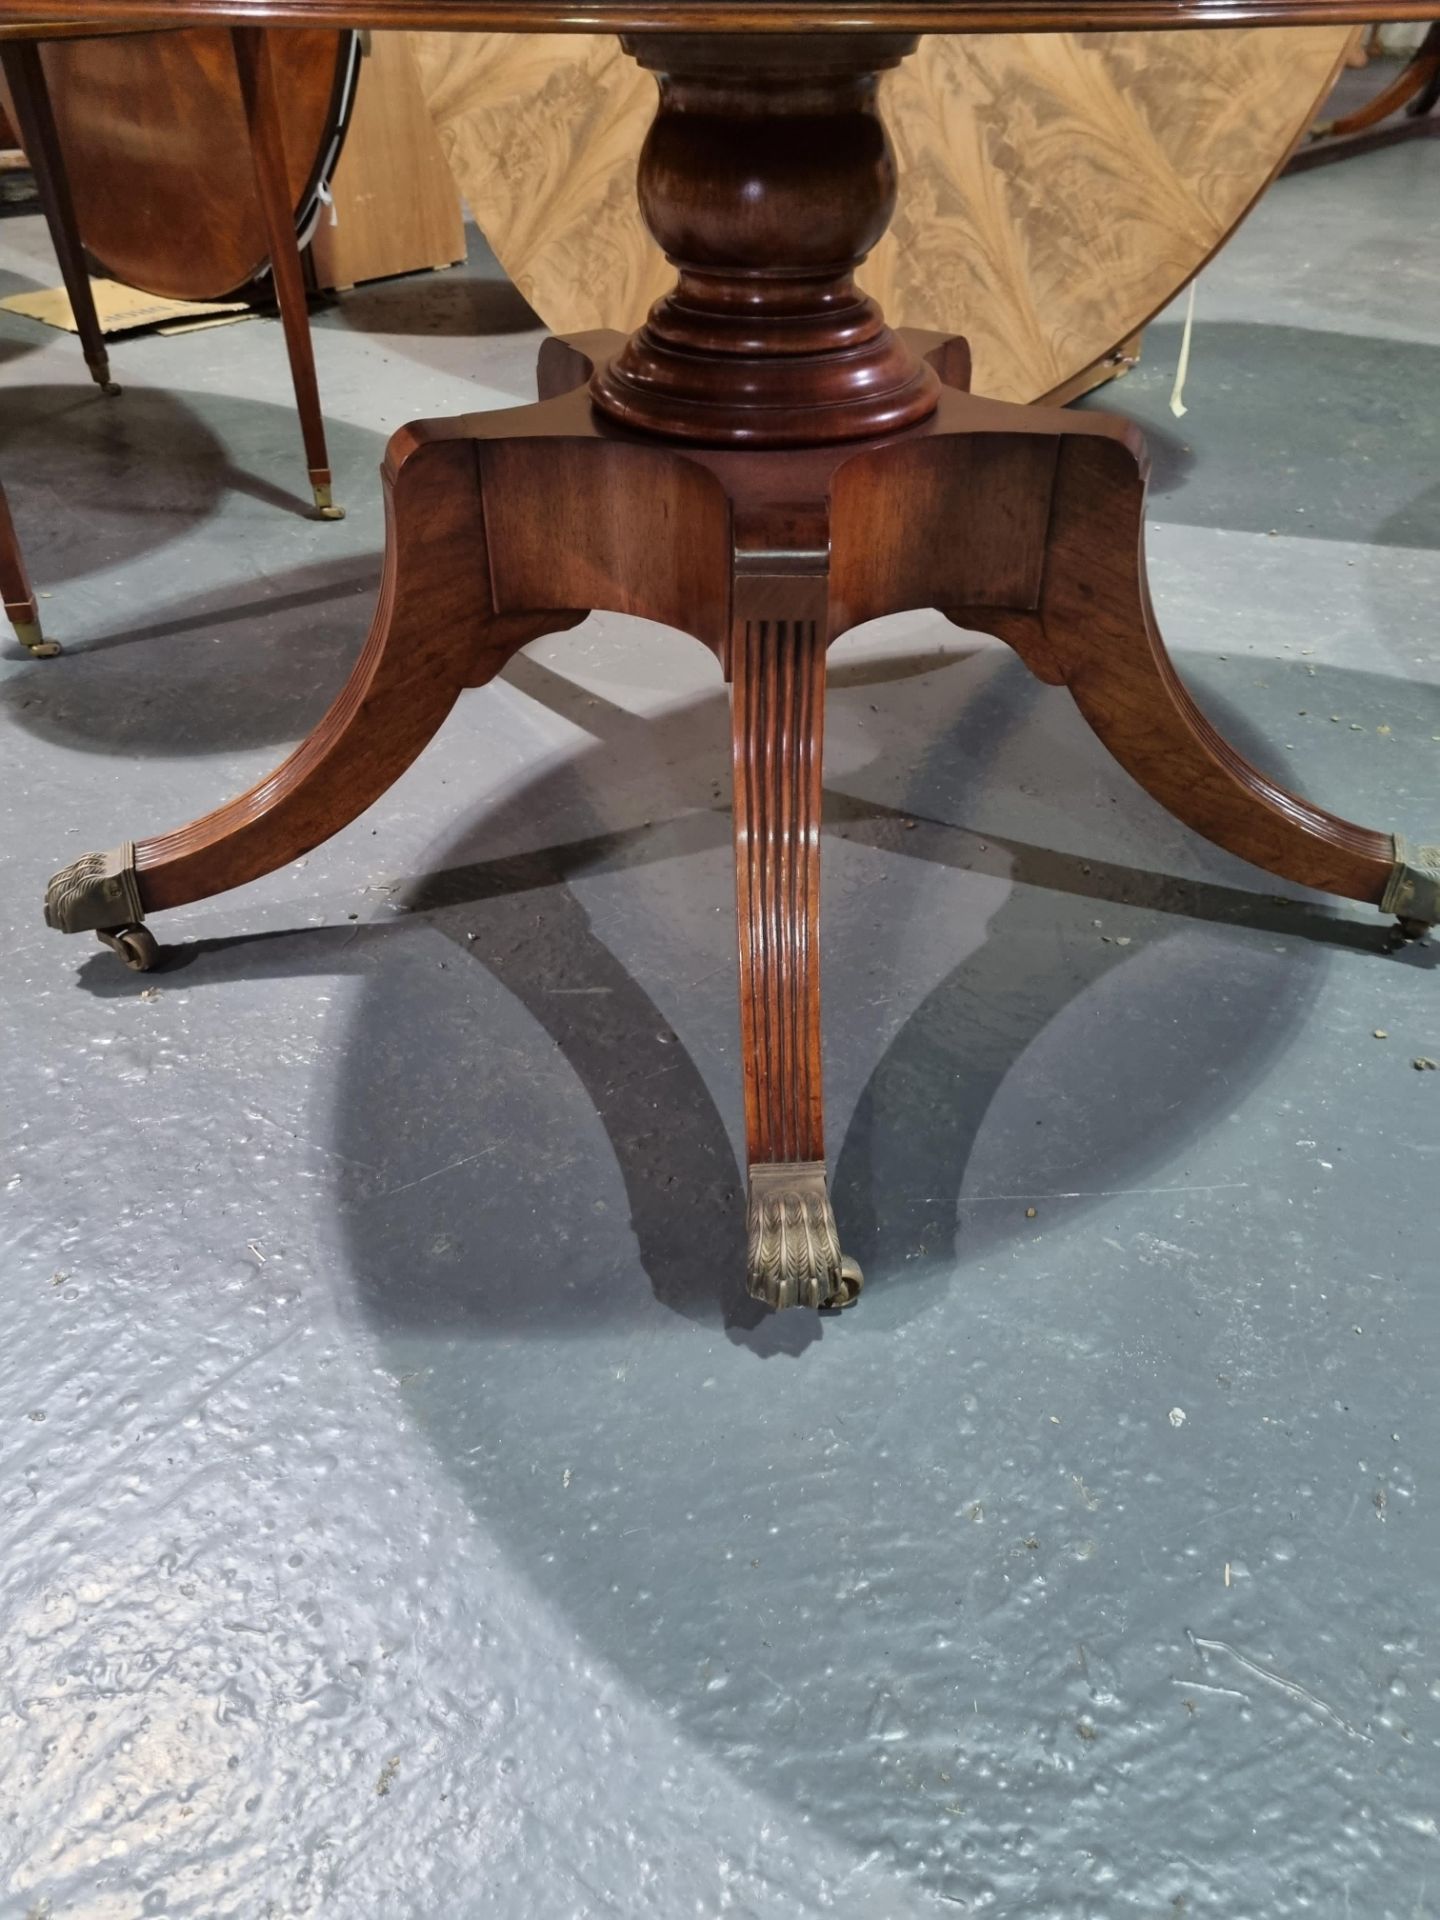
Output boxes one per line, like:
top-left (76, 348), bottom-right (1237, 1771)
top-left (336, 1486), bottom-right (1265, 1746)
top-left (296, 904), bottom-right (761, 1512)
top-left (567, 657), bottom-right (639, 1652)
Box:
top-left (2, 4), bottom-right (1437, 39)
top-left (35, 25), bottom-right (349, 300)
top-left (414, 24), bottom-right (1351, 403)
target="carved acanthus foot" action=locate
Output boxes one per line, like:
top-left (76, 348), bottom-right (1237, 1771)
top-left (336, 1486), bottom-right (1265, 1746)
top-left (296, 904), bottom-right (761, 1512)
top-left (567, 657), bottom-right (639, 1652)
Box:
top-left (1382, 834), bottom-right (1440, 937)
top-left (44, 840), bottom-right (144, 934)
top-left (746, 1161), bottom-right (863, 1312)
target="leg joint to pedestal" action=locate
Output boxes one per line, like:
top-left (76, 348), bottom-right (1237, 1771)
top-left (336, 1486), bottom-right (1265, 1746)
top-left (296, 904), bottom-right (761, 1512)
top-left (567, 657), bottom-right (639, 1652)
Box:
top-left (728, 549), bottom-right (830, 673)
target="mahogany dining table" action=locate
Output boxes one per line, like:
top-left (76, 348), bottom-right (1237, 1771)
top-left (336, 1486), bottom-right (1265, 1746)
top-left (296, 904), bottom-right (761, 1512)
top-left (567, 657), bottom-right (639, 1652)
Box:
top-left (23, 0), bottom-right (1440, 1312)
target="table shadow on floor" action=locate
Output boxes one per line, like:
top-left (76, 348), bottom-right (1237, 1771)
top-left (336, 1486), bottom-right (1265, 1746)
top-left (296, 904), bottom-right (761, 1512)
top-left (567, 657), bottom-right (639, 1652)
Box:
top-left (67, 638), bottom-right (1426, 1340)
top-left (1, 550), bottom-right (379, 755)
top-left (61, 630), bottom-right (1437, 1915)
top-left (1079, 321), bottom-right (1440, 551)
top-left (312, 644), bottom-right (1405, 1909)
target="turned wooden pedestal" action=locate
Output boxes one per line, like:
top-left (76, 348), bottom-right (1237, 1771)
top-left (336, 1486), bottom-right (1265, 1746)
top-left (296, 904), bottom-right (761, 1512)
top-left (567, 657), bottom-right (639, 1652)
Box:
top-left (44, 31), bottom-right (1439, 1312)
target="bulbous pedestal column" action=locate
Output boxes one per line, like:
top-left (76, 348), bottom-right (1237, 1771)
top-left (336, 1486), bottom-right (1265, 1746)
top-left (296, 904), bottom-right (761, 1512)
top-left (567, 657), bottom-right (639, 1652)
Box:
top-left (591, 33), bottom-right (940, 446)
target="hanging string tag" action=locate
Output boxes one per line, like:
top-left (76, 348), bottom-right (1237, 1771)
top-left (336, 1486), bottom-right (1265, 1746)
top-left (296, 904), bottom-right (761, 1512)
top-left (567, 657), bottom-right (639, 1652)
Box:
top-left (1169, 279), bottom-right (1197, 419)
top-left (317, 180), bottom-right (339, 229)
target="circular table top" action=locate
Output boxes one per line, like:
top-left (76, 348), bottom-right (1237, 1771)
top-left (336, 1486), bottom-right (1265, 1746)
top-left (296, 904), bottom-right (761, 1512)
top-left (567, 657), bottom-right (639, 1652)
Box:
top-left (5, 0), bottom-right (1439, 38)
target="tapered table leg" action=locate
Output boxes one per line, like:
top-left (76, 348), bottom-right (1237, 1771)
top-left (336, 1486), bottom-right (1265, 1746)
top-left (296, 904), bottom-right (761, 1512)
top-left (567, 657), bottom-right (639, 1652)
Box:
top-left (0, 472), bottom-right (57, 656)
top-left (0, 40), bottom-right (119, 397)
top-left (232, 26), bottom-right (342, 520)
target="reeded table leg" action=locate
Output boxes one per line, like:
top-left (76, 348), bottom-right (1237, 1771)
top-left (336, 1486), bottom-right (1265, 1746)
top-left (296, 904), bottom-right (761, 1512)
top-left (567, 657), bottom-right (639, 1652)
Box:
top-left (44, 31), bottom-right (1437, 1310)
top-left (731, 587), bottom-right (860, 1309)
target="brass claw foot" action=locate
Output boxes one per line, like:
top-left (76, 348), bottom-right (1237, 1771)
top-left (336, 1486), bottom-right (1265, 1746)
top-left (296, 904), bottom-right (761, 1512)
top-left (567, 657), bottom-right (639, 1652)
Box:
top-left (745, 1162), bottom-right (861, 1312)
top-left (44, 842), bottom-right (158, 967)
top-left (1382, 835), bottom-right (1440, 940)
top-left (45, 840), bottom-right (143, 933)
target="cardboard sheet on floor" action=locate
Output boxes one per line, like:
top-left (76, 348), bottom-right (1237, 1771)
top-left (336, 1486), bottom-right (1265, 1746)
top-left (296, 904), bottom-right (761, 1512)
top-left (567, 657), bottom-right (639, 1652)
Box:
top-left (0, 277), bottom-right (252, 337)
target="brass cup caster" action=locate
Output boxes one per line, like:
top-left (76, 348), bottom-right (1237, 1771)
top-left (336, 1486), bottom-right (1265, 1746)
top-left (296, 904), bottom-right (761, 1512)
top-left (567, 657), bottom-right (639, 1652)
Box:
top-left (85, 354), bottom-right (120, 398)
top-left (312, 481), bottom-right (345, 522)
top-left (96, 923), bottom-right (161, 972)
top-left (14, 619), bottom-right (60, 658)
top-left (1383, 836), bottom-right (1439, 945)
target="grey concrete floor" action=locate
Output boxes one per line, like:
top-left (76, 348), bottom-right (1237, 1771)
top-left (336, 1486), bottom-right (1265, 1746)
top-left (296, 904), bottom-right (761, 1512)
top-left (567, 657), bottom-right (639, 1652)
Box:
top-left (1, 132), bottom-right (1437, 1920)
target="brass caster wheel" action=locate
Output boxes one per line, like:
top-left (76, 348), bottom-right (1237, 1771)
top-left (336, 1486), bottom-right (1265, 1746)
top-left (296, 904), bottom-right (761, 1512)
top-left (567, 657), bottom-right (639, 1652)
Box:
top-left (821, 1256), bottom-right (864, 1311)
top-left (97, 923), bottom-right (160, 972)
top-left (1392, 916), bottom-right (1433, 945)
top-left (311, 482), bottom-right (345, 522)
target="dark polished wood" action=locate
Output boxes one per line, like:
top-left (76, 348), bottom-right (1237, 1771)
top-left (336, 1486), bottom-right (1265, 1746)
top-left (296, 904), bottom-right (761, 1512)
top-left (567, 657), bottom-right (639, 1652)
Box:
top-left (44, 336), bottom-right (1428, 1299)
top-left (0, 22), bottom-right (349, 538)
top-left (38, 15), bottom-right (1439, 1311)
top-left (133, 421), bottom-right (492, 906)
top-left (1318, 19), bottom-right (1440, 133)
top-left (231, 25), bottom-right (340, 511)
top-left (7, 3), bottom-right (1440, 35)
top-left (592, 34), bottom-right (938, 445)
top-left (942, 436), bottom-right (1398, 901)
top-left (42, 332), bottom-right (1410, 931)
top-left (0, 39), bottom-right (117, 394)
top-left (731, 597), bottom-right (827, 1166)
top-left (0, 472), bottom-right (53, 655)
top-left (35, 25), bottom-right (349, 300)
top-left (1289, 19), bottom-right (1440, 166)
